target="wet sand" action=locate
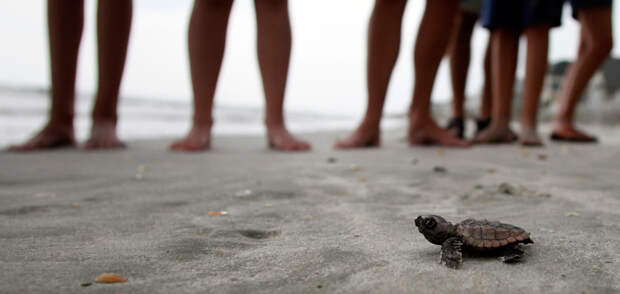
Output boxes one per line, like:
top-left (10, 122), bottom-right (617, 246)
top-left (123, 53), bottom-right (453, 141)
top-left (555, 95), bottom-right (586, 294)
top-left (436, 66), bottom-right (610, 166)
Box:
top-left (1, 130), bottom-right (619, 293)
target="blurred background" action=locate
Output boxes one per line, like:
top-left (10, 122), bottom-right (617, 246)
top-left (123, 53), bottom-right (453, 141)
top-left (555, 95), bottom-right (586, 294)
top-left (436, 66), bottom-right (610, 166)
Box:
top-left (1, 1), bottom-right (619, 147)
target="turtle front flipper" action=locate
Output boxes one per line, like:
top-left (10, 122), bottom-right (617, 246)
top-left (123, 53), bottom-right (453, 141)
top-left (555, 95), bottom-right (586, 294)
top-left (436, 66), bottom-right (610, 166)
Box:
top-left (499, 245), bottom-right (524, 264)
top-left (440, 237), bottom-right (463, 269)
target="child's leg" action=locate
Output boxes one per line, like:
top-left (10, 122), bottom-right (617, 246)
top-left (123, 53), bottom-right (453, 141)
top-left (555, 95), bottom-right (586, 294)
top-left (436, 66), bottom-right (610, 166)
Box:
top-left (8, 1), bottom-right (84, 152)
top-left (552, 6), bottom-right (612, 141)
top-left (474, 28), bottom-right (519, 143)
top-left (520, 24), bottom-right (550, 146)
top-left (255, 0), bottom-right (310, 151)
top-left (408, 0), bottom-right (469, 147)
top-left (335, 0), bottom-right (407, 149)
top-left (478, 34), bottom-right (493, 124)
top-left (170, 0), bottom-right (234, 152)
top-left (85, 0), bottom-right (133, 150)
top-left (446, 11), bottom-right (479, 139)
top-left (448, 11), bottom-right (478, 121)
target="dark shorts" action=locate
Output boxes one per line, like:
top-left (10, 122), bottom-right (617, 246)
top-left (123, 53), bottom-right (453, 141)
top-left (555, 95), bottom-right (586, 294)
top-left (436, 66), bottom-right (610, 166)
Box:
top-left (482, 0), bottom-right (613, 30)
top-left (481, 0), bottom-right (564, 30)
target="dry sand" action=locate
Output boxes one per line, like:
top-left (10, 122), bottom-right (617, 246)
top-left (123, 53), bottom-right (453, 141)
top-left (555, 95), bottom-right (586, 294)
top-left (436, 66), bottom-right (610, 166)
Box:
top-left (1, 130), bottom-right (619, 293)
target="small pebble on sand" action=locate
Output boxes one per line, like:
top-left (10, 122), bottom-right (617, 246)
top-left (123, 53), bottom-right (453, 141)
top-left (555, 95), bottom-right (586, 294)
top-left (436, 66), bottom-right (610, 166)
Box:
top-left (95, 274), bottom-right (127, 284)
top-left (327, 157), bottom-right (337, 163)
top-left (208, 211), bottom-right (229, 216)
top-left (433, 166), bottom-right (447, 173)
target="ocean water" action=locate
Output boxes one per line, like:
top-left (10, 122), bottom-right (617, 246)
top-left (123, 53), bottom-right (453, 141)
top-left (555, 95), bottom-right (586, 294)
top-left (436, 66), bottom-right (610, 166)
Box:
top-left (0, 87), bottom-right (407, 148)
top-left (1, 1), bottom-right (619, 146)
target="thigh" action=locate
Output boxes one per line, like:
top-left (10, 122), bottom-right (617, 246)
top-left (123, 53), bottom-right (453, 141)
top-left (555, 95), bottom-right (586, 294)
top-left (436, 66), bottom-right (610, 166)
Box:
top-left (570, 0), bottom-right (613, 19)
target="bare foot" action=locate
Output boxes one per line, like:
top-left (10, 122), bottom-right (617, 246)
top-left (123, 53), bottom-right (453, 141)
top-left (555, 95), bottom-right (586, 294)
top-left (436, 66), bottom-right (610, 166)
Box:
top-left (334, 124), bottom-right (380, 149)
top-left (267, 125), bottom-right (311, 152)
top-left (473, 124), bottom-right (518, 144)
top-left (170, 126), bottom-right (212, 152)
top-left (83, 121), bottom-right (126, 150)
top-left (7, 124), bottom-right (75, 152)
top-left (519, 127), bottom-right (543, 147)
top-left (409, 118), bottom-right (470, 147)
top-left (551, 123), bottom-right (598, 143)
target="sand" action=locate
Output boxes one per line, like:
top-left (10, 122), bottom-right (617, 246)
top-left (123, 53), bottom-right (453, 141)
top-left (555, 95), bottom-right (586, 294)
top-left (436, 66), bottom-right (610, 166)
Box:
top-left (1, 130), bottom-right (619, 293)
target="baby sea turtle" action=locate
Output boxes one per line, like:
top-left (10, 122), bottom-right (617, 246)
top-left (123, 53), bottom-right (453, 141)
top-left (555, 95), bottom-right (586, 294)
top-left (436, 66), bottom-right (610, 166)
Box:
top-left (415, 215), bottom-right (533, 269)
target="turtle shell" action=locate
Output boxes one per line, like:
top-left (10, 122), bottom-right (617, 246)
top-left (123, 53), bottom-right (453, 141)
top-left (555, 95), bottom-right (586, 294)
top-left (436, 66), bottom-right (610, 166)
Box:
top-left (457, 218), bottom-right (533, 249)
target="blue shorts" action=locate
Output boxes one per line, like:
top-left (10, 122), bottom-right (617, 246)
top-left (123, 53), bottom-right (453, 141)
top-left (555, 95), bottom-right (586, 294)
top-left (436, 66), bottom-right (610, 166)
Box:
top-left (481, 0), bottom-right (564, 30)
top-left (482, 0), bottom-right (613, 30)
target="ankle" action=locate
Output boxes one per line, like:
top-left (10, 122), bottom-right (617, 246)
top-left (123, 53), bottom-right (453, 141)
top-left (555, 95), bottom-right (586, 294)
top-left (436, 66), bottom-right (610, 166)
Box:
top-left (46, 118), bottom-right (74, 133)
top-left (359, 119), bottom-right (380, 132)
top-left (520, 121), bottom-right (537, 131)
top-left (409, 112), bottom-right (432, 128)
top-left (265, 120), bottom-right (286, 131)
top-left (489, 120), bottom-right (510, 130)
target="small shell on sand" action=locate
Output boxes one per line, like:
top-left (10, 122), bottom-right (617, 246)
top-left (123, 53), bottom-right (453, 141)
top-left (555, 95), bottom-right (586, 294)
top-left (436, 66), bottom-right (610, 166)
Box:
top-left (235, 189), bottom-right (253, 197)
top-left (209, 211), bottom-right (229, 216)
top-left (95, 274), bottom-right (127, 284)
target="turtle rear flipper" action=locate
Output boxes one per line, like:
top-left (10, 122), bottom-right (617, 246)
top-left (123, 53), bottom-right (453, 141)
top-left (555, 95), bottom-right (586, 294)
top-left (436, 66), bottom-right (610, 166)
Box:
top-left (440, 237), bottom-right (463, 269)
top-left (499, 245), bottom-right (524, 264)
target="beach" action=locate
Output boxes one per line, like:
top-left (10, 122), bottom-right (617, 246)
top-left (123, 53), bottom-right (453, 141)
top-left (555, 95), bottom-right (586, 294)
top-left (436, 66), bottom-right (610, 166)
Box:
top-left (1, 130), bottom-right (619, 293)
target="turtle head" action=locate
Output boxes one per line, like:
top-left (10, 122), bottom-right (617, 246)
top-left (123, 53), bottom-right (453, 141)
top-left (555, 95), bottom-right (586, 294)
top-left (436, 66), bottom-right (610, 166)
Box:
top-left (415, 215), bottom-right (456, 245)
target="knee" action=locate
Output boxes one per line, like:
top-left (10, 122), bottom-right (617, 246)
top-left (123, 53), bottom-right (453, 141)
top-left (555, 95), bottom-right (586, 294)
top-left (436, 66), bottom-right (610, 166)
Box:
top-left (255, 0), bottom-right (287, 10)
top-left (375, 0), bottom-right (407, 10)
top-left (592, 35), bottom-right (613, 58)
top-left (196, 0), bottom-right (234, 10)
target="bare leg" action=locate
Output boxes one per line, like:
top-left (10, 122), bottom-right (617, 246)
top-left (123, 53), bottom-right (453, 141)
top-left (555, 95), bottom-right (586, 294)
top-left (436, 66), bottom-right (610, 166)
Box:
top-left (446, 12), bottom-right (478, 139)
top-left (334, 0), bottom-right (407, 149)
top-left (519, 24), bottom-right (550, 147)
top-left (408, 0), bottom-right (469, 147)
top-left (84, 0), bottom-right (133, 150)
top-left (475, 34), bottom-right (493, 135)
top-left (170, 0), bottom-right (234, 152)
top-left (479, 34), bottom-right (493, 121)
top-left (449, 12), bottom-right (478, 121)
top-left (552, 6), bottom-right (612, 142)
top-left (474, 28), bottom-right (519, 144)
top-left (255, 0), bottom-right (310, 151)
top-left (8, 0), bottom-right (84, 152)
